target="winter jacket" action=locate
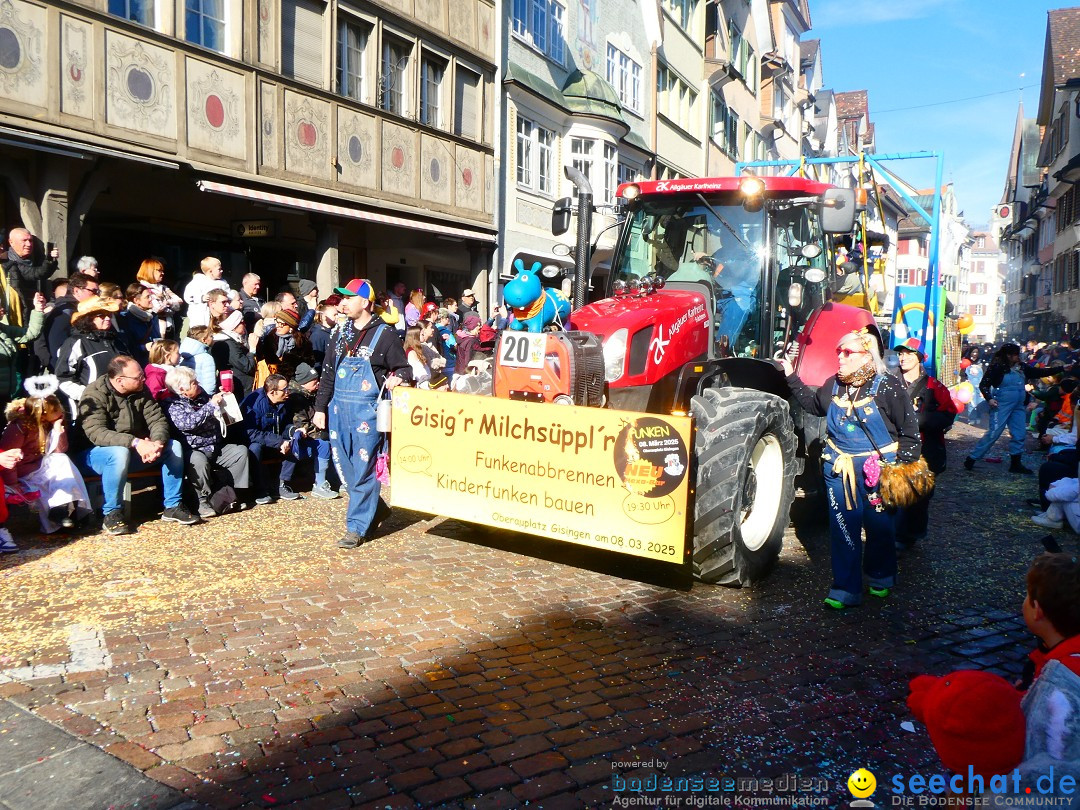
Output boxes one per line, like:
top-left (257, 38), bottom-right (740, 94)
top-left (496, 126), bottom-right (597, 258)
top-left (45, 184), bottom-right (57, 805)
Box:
top-left (119, 304), bottom-right (160, 366)
top-left (2, 248), bottom-right (55, 326)
top-left (1015, 657), bottom-right (1080, 797)
top-left (308, 322), bottom-right (332, 372)
top-left (455, 334), bottom-right (481, 374)
top-left (36, 294), bottom-right (77, 370)
top-left (288, 383), bottom-right (327, 441)
top-left (980, 361), bottom-right (1067, 401)
top-left (166, 391), bottom-right (223, 457)
top-left (56, 326), bottom-right (128, 407)
top-left (179, 336), bottom-right (218, 395)
top-left (144, 363), bottom-right (173, 401)
top-left (211, 332), bottom-right (255, 394)
top-left (239, 290), bottom-right (263, 331)
top-left (314, 319), bottom-right (412, 415)
top-left (72, 375), bottom-right (171, 451)
top-left (787, 371), bottom-right (922, 463)
top-left (256, 330), bottom-right (313, 382)
top-left (141, 281), bottom-right (182, 340)
top-left (182, 274), bottom-right (230, 328)
top-left (240, 388), bottom-right (291, 449)
top-left (901, 370), bottom-right (958, 474)
top-left (0, 418), bottom-right (68, 480)
top-left (0, 309), bottom-right (43, 401)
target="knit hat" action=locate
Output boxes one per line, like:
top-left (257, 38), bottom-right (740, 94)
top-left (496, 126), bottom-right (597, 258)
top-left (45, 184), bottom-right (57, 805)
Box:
top-left (293, 363), bottom-right (319, 385)
top-left (219, 310), bottom-right (244, 333)
top-left (298, 279), bottom-right (318, 298)
top-left (463, 314), bottom-right (481, 330)
top-left (276, 308), bottom-right (300, 329)
top-left (907, 670), bottom-right (1026, 778)
top-left (894, 337), bottom-right (925, 360)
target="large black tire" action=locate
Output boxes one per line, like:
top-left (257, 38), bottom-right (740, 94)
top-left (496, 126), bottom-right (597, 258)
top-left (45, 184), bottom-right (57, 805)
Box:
top-left (690, 387), bottom-right (798, 586)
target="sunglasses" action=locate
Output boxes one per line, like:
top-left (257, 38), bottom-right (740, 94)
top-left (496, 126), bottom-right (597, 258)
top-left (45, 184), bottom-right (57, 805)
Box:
top-left (836, 348), bottom-right (869, 359)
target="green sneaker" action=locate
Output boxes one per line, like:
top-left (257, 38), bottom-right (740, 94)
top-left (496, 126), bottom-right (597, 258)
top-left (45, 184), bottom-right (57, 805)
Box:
top-left (824, 597), bottom-right (847, 610)
top-left (869, 586), bottom-right (891, 599)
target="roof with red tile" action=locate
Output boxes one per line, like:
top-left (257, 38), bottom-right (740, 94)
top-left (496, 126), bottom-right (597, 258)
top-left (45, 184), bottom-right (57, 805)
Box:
top-left (1048, 8), bottom-right (1080, 85)
top-left (835, 90), bottom-right (868, 119)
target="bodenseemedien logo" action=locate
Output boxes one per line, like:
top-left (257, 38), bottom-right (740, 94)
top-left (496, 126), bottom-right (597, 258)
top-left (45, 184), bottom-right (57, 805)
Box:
top-left (848, 768), bottom-right (877, 808)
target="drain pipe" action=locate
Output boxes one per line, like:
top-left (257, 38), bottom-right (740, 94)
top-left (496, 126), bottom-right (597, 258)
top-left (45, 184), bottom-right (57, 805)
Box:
top-left (564, 165), bottom-right (593, 311)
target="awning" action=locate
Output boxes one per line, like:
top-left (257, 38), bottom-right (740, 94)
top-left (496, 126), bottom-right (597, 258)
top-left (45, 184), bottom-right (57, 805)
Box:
top-left (196, 180), bottom-right (496, 243)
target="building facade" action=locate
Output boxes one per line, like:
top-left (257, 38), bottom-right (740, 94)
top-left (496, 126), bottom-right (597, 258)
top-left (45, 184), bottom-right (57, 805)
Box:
top-left (0, 0), bottom-right (497, 301)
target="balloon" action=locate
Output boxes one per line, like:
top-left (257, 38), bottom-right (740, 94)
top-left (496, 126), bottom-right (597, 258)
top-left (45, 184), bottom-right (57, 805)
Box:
top-left (959, 322), bottom-right (975, 335)
top-left (893, 323), bottom-right (909, 340)
top-left (960, 358), bottom-right (971, 370)
top-left (957, 313), bottom-right (974, 331)
top-left (954, 387), bottom-right (973, 404)
top-left (958, 382), bottom-right (974, 396)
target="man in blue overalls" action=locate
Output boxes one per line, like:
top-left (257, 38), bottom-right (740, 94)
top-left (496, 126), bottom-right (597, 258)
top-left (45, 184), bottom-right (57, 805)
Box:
top-left (313, 279), bottom-right (411, 549)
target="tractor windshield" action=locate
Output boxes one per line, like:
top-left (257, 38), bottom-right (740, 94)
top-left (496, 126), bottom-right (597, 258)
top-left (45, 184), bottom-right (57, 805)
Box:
top-left (612, 198), bottom-right (766, 357)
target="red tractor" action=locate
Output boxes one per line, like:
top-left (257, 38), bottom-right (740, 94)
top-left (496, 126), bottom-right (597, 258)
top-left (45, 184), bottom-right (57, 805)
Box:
top-left (497, 173), bottom-right (876, 586)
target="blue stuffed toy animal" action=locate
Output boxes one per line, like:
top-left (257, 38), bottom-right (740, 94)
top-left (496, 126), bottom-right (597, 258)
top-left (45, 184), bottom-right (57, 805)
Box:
top-left (503, 259), bottom-right (571, 333)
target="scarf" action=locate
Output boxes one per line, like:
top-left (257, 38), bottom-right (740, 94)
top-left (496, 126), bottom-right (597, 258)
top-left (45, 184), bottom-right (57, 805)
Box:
top-left (837, 361), bottom-right (876, 388)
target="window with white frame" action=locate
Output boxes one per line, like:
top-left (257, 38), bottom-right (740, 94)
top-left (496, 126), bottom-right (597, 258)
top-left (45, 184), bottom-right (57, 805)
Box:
top-left (513, 0), bottom-right (566, 63)
top-left (617, 163), bottom-right (637, 187)
top-left (109, 0), bottom-right (153, 25)
top-left (603, 143), bottom-right (618, 205)
top-left (186, 0), bottom-right (225, 51)
top-left (420, 53), bottom-right (446, 127)
top-left (662, 0), bottom-right (696, 31)
top-left (727, 19), bottom-right (757, 92)
top-left (658, 63), bottom-right (696, 135)
top-left (380, 36), bottom-right (411, 116)
top-left (336, 17), bottom-right (370, 102)
top-left (896, 267), bottom-right (911, 285)
top-left (570, 138), bottom-right (594, 198)
top-left (710, 93), bottom-right (738, 159)
top-left (605, 44), bottom-right (642, 113)
top-left (516, 116), bottom-right (555, 195)
top-left (454, 66), bottom-right (481, 140)
top-left (282, 0), bottom-right (324, 86)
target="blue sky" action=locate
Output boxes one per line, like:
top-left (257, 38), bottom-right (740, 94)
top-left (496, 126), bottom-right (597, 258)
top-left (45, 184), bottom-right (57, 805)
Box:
top-left (812, 0), bottom-right (1056, 228)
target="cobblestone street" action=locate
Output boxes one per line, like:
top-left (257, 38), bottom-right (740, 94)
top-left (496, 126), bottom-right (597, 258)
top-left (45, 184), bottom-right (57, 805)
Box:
top-left (0, 422), bottom-right (1060, 809)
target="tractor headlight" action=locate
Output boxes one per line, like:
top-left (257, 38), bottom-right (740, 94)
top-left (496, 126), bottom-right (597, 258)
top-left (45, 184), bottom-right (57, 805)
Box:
top-left (603, 328), bottom-right (628, 382)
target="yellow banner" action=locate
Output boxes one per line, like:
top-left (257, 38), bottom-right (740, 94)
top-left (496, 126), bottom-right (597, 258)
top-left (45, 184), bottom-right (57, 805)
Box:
top-left (389, 388), bottom-right (693, 564)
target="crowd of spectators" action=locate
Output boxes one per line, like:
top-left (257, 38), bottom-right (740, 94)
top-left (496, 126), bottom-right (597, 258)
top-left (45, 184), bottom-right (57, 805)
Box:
top-left (0, 230), bottom-right (499, 548)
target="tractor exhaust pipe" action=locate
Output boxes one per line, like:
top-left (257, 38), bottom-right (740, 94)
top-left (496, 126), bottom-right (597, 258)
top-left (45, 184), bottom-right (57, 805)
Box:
top-left (564, 166), bottom-right (593, 311)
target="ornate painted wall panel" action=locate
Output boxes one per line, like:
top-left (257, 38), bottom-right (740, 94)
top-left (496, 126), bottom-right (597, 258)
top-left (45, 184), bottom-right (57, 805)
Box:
top-left (454, 144), bottom-right (482, 211)
top-left (477, 3), bottom-right (494, 62)
top-left (259, 81), bottom-right (279, 169)
top-left (105, 31), bottom-right (177, 140)
top-left (0, 0), bottom-right (47, 110)
top-left (414, 0), bottom-right (446, 32)
top-left (420, 134), bottom-right (452, 206)
top-left (336, 107), bottom-right (377, 190)
top-left (185, 58), bottom-right (246, 160)
top-left (60, 15), bottom-right (93, 120)
top-left (257, 0), bottom-right (274, 66)
top-left (447, 0), bottom-right (476, 49)
top-left (284, 90), bottom-right (331, 180)
top-left (381, 121), bottom-right (417, 198)
top-left (485, 154), bottom-right (494, 215)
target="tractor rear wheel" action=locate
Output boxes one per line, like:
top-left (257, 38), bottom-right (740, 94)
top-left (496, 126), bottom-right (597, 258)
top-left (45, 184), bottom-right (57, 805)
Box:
top-left (690, 387), bottom-right (797, 586)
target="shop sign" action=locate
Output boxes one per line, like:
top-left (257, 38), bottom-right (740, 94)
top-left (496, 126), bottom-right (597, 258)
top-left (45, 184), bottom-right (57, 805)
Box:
top-left (389, 388), bottom-right (692, 564)
top-left (233, 220), bottom-right (276, 238)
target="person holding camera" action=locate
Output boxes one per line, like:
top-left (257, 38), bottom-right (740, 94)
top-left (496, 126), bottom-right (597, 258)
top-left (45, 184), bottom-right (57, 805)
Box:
top-left (2, 228), bottom-right (58, 328)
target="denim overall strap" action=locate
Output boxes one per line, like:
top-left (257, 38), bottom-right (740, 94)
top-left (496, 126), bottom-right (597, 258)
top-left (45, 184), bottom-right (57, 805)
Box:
top-left (329, 323), bottom-right (388, 535)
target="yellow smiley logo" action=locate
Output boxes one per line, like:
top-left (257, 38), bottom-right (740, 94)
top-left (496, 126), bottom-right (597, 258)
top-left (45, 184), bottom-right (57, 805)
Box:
top-left (847, 768), bottom-right (876, 799)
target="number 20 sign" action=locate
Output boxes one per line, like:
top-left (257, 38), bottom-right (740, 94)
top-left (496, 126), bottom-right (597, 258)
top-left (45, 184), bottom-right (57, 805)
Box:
top-left (498, 332), bottom-right (546, 369)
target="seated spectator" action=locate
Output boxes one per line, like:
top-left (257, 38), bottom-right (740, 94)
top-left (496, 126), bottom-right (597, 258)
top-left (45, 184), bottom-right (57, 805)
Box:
top-left (211, 309), bottom-right (255, 394)
top-left (1, 386), bottom-right (92, 533)
top-left (137, 258), bottom-right (183, 340)
top-left (119, 283), bottom-right (160, 366)
top-left (206, 288), bottom-right (231, 328)
top-left (75, 255), bottom-right (100, 280)
top-left (179, 326), bottom-right (218, 395)
top-left (404, 324), bottom-right (447, 389)
top-left (183, 256), bottom-right (230, 328)
top-left (72, 356), bottom-right (199, 535)
top-left (56, 295), bottom-right (128, 410)
top-left (240, 374), bottom-right (292, 504)
top-left (36, 272), bottom-right (98, 372)
top-left (255, 307), bottom-right (312, 387)
top-left (144, 339), bottom-right (180, 401)
top-left (285, 363), bottom-right (337, 500)
top-left (455, 314), bottom-right (482, 374)
top-left (163, 366), bottom-right (250, 518)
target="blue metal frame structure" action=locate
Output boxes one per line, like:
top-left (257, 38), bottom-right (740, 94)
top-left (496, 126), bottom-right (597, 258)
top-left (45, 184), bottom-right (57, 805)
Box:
top-left (736, 151), bottom-right (946, 373)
